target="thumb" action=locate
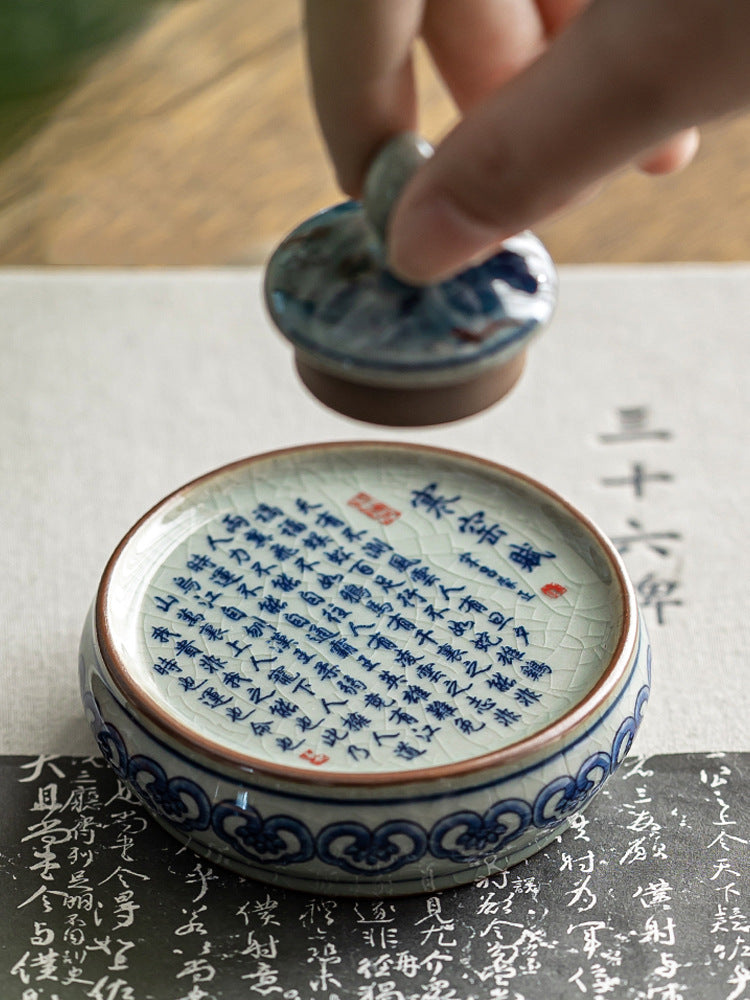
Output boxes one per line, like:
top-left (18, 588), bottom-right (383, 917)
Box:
top-left (387, 0), bottom-right (695, 283)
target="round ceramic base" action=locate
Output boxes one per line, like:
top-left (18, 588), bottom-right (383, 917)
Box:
top-left (295, 350), bottom-right (527, 426)
top-left (80, 442), bottom-right (650, 895)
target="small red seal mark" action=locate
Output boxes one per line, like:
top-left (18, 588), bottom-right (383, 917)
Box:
top-left (348, 492), bottom-right (401, 526)
top-left (300, 748), bottom-right (330, 767)
top-left (541, 583), bottom-right (567, 598)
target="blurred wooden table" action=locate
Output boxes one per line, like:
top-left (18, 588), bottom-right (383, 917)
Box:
top-left (1, 0), bottom-right (749, 266)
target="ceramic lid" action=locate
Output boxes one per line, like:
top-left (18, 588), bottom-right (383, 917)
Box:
top-left (263, 135), bottom-right (557, 425)
top-left (265, 208), bottom-right (556, 388)
top-left (97, 443), bottom-right (635, 784)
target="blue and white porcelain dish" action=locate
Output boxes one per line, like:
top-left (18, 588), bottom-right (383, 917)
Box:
top-left (263, 133), bottom-right (557, 425)
top-left (79, 442), bottom-right (650, 896)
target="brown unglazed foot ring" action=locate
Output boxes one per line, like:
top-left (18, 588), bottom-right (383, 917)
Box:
top-left (295, 350), bottom-right (527, 427)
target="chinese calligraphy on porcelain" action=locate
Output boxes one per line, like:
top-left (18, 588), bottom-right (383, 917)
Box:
top-left (80, 443), bottom-right (650, 894)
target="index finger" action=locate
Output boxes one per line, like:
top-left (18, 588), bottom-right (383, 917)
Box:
top-left (304, 0), bottom-right (425, 197)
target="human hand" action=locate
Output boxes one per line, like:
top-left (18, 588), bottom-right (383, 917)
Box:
top-left (305, 0), bottom-right (750, 282)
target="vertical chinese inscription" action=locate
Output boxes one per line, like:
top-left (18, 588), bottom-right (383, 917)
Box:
top-left (599, 406), bottom-right (684, 625)
top-left (132, 452), bottom-right (621, 772)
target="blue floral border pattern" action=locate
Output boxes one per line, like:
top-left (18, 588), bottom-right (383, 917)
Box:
top-left (83, 647), bottom-right (650, 878)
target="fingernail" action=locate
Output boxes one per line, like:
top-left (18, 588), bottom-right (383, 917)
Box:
top-left (387, 191), bottom-right (506, 285)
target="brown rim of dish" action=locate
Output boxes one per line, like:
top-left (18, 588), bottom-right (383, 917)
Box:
top-left (95, 441), bottom-right (636, 789)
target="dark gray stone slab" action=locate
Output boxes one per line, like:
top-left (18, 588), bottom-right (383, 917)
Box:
top-left (1, 753), bottom-right (748, 999)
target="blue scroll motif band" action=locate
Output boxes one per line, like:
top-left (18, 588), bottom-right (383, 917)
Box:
top-left (429, 798), bottom-right (532, 864)
top-left (95, 722), bottom-right (129, 780)
top-left (531, 751), bottom-right (612, 829)
top-left (317, 820), bottom-right (428, 877)
top-left (127, 755), bottom-right (212, 833)
top-left (86, 648), bottom-right (650, 877)
top-left (212, 801), bottom-right (315, 866)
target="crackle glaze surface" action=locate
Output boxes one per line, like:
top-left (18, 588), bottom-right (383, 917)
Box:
top-left (265, 204), bottom-right (556, 382)
top-left (102, 445), bottom-right (625, 775)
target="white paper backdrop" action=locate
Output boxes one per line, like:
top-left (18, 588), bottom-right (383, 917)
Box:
top-left (1, 266), bottom-right (747, 755)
